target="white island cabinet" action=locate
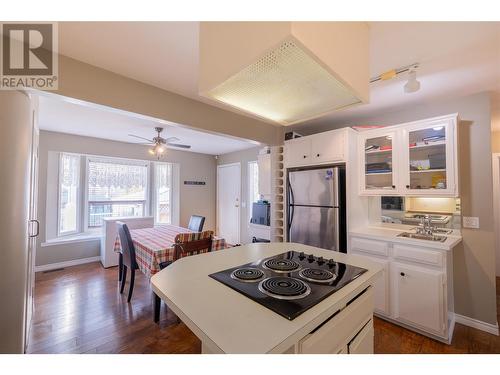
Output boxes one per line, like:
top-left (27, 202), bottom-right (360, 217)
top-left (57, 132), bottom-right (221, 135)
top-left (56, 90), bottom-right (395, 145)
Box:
top-left (151, 242), bottom-right (382, 354)
top-left (349, 224), bottom-right (462, 343)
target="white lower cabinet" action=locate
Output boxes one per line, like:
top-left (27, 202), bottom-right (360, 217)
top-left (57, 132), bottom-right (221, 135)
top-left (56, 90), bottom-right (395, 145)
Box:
top-left (349, 235), bottom-right (453, 343)
top-left (298, 287), bottom-right (374, 354)
top-left (350, 251), bottom-right (390, 316)
top-left (391, 263), bottom-right (445, 335)
top-left (348, 320), bottom-right (374, 354)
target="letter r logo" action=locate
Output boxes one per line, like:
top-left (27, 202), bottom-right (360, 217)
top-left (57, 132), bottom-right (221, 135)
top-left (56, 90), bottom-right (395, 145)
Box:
top-left (2, 23), bottom-right (53, 76)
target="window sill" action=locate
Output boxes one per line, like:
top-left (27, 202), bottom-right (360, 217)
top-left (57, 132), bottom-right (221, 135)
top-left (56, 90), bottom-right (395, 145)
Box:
top-left (41, 233), bottom-right (102, 247)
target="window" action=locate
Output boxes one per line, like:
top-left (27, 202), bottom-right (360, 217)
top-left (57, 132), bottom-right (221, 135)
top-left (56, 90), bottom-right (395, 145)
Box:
top-left (58, 153), bottom-right (80, 235)
top-left (50, 152), bottom-right (179, 241)
top-left (248, 161), bottom-right (259, 221)
top-left (87, 158), bottom-right (149, 228)
top-left (154, 163), bottom-right (173, 224)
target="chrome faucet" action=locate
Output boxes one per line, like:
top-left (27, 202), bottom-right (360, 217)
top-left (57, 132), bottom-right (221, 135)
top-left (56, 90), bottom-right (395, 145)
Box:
top-left (416, 215), bottom-right (434, 235)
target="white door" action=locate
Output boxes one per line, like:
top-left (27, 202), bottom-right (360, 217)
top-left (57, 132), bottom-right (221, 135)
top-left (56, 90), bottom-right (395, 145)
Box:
top-left (217, 163), bottom-right (241, 245)
top-left (25, 108), bottom-right (39, 350)
top-left (392, 262), bottom-right (445, 335)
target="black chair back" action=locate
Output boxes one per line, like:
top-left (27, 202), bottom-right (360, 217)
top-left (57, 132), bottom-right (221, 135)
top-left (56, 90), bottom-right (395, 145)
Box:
top-left (188, 215), bottom-right (205, 232)
top-left (117, 222), bottom-right (138, 269)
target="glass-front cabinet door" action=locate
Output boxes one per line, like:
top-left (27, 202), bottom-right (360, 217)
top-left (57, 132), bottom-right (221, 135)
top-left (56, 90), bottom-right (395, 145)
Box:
top-left (361, 131), bottom-right (398, 194)
top-left (403, 117), bottom-right (456, 196)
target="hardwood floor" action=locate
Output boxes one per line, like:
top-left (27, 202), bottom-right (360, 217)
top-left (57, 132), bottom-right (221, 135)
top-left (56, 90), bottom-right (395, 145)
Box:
top-left (27, 262), bottom-right (500, 354)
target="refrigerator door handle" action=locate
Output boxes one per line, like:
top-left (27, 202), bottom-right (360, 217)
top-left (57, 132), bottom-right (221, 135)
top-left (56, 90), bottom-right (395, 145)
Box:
top-left (332, 167), bottom-right (340, 207)
top-left (287, 178), bottom-right (295, 236)
top-left (333, 208), bottom-right (340, 251)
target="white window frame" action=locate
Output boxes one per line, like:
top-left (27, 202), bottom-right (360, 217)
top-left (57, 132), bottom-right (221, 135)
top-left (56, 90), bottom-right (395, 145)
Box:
top-left (153, 162), bottom-right (173, 225)
top-left (84, 155), bottom-right (150, 231)
top-left (49, 153), bottom-right (181, 241)
top-left (247, 160), bottom-right (259, 223)
top-left (56, 152), bottom-right (81, 237)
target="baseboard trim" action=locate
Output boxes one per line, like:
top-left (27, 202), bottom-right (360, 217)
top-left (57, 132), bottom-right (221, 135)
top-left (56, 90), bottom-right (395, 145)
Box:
top-left (455, 313), bottom-right (499, 336)
top-left (35, 256), bottom-right (101, 272)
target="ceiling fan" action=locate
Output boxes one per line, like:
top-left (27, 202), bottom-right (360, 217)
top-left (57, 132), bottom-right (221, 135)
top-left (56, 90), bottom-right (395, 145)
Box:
top-left (129, 127), bottom-right (191, 159)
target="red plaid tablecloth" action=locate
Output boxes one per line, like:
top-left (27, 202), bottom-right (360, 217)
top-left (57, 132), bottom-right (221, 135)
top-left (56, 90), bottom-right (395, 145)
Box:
top-left (114, 224), bottom-right (228, 278)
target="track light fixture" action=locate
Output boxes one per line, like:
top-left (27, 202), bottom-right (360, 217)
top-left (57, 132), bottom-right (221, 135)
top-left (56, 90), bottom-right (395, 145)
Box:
top-left (370, 63), bottom-right (421, 94)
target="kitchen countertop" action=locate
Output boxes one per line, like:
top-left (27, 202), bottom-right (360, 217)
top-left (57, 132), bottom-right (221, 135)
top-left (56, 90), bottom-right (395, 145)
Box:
top-left (349, 223), bottom-right (462, 251)
top-left (150, 242), bottom-right (382, 354)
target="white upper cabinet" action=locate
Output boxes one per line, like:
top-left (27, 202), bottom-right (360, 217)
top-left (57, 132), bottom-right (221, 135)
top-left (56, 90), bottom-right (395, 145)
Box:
top-left (284, 129), bottom-right (346, 168)
top-left (402, 117), bottom-right (456, 196)
top-left (359, 129), bottom-right (399, 195)
top-left (358, 114), bottom-right (458, 197)
top-left (311, 129), bottom-right (345, 164)
top-left (284, 137), bottom-right (312, 166)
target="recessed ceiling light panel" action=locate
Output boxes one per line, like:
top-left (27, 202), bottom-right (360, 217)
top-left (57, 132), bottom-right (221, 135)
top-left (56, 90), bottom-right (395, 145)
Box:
top-left (206, 40), bottom-right (362, 126)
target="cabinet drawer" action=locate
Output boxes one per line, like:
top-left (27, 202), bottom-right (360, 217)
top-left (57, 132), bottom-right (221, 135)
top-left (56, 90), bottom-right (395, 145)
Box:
top-left (393, 243), bottom-right (444, 267)
top-left (299, 287), bottom-right (373, 354)
top-left (350, 237), bottom-right (389, 257)
top-left (348, 320), bottom-right (374, 354)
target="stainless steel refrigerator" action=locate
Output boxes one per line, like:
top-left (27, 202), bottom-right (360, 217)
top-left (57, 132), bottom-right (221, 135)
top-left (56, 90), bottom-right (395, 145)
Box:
top-left (287, 166), bottom-right (346, 252)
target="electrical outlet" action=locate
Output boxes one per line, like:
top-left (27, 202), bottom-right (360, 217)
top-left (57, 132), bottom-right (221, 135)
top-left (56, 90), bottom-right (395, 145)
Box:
top-left (463, 216), bottom-right (480, 229)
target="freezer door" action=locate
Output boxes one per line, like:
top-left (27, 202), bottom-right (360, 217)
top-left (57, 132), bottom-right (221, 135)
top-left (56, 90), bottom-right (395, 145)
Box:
top-left (288, 168), bottom-right (338, 207)
top-left (288, 206), bottom-right (339, 250)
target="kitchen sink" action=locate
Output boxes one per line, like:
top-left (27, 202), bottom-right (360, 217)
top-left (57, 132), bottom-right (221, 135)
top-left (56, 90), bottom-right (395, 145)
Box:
top-left (410, 227), bottom-right (453, 235)
top-left (429, 228), bottom-right (453, 234)
top-left (397, 232), bottom-right (447, 242)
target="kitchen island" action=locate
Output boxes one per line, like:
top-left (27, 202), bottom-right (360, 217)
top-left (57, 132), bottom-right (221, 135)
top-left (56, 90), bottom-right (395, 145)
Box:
top-left (150, 242), bottom-right (382, 354)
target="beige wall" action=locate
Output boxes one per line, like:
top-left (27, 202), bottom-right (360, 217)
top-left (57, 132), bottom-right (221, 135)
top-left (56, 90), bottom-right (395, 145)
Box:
top-left (36, 130), bottom-right (217, 266)
top-left (0, 91), bottom-right (33, 353)
top-left (491, 131), bottom-right (500, 153)
top-left (294, 91), bottom-right (498, 325)
top-left (52, 55), bottom-right (281, 146)
top-left (217, 147), bottom-right (262, 245)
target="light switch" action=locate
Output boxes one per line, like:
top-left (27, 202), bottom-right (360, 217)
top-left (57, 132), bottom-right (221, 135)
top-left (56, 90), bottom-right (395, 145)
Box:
top-left (463, 216), bottom-right (479, 229)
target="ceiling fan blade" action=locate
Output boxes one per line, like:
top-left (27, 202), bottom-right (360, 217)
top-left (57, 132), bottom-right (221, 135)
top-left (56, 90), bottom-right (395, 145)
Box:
top-left (129, 134), bottom-right (154, 143)
top-left (167, 143), bottom-right (191, 149)
top-left (165, 137), bottom-right (180, 143)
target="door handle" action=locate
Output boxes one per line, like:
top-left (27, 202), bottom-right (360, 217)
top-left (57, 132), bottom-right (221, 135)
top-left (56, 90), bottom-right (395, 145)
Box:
top-left (29, 220), bottom-right (40, 238)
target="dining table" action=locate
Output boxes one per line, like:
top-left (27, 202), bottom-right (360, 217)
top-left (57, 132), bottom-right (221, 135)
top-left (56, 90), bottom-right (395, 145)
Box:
top-left (114, 224), bottom-right (228, 278)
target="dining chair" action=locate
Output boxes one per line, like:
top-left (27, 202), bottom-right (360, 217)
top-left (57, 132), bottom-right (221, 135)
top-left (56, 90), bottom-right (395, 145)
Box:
top-left (117, 221), bottom-right (140, 303)
top-left (187, 215), bottom-right (205, 232)
top-left (154, 230), bottom-right (213, 323)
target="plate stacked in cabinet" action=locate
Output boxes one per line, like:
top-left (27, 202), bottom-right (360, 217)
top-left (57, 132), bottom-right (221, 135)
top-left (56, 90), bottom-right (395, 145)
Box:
top-left (270, 146), bottom-right (284, 242)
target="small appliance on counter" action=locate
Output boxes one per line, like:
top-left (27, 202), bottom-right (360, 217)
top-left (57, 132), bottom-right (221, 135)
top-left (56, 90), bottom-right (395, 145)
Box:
top-left (209, 251), bottom-right (367, 320)
top-left (284, 131), bottom-right (303, 140)
top-left (250, 201), bottom-right (271, 226)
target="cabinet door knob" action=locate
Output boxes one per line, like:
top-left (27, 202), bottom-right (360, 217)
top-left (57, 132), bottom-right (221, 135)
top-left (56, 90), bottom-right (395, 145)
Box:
top-left (303, 155), bottom-right (307, 159)
top-left (392, 185), bottom-right (395, 189)
top-left (316, 153), bottom-right (320, 157)
top-left (406, 185), bottom-right (410, 188)
top-left (400, 272), bottom-right (406, 277)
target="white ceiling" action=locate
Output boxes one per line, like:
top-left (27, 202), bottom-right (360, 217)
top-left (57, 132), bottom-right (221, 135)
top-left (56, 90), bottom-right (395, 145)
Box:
top-left (37, 94), bottom-right (259, 155)
top-left (58, 22), bottom-right (500, 128)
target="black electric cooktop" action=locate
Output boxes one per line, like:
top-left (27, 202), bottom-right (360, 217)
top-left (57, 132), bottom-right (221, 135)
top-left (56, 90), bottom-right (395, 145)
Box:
top-left (209, 251), bottom-right (367, 320)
